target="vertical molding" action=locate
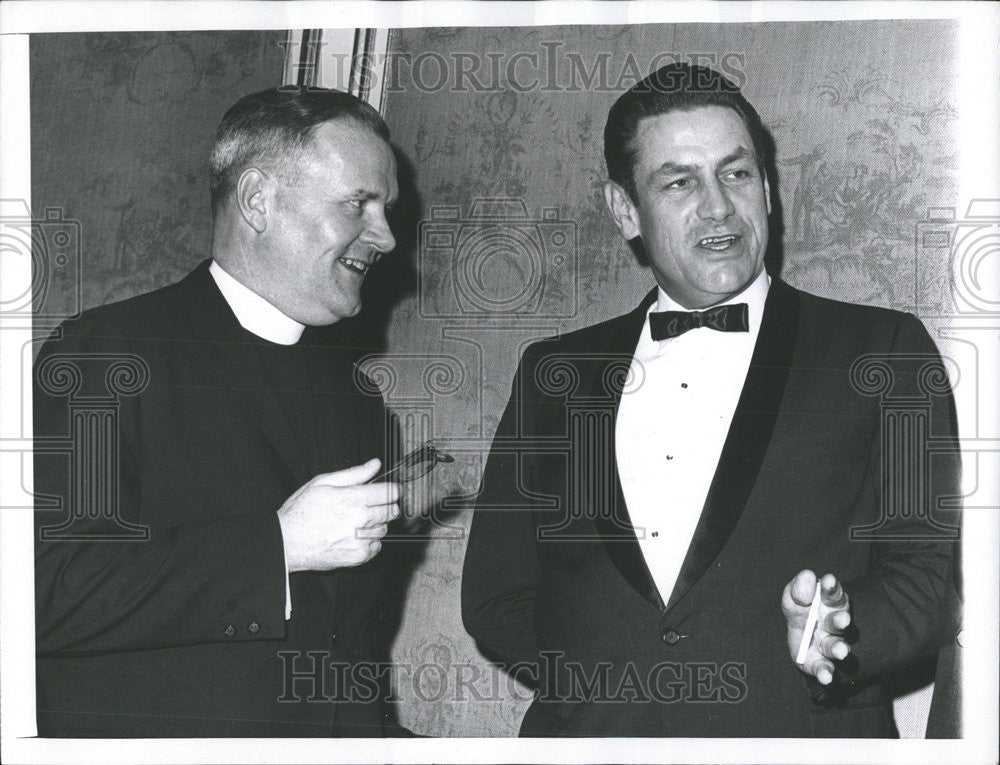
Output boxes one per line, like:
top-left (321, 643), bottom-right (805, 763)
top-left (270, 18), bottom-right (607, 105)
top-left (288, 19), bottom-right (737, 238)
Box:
top-left (280, 28), bottom-right (393, 114)
top-left (349, 28), bottom-right (393, 114)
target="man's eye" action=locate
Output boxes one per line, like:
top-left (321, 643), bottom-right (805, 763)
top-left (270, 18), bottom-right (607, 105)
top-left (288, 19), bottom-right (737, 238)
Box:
top-left (725, 169), bottom-right (751, 181)
top-left (665, 178), bottom-right (690, 190)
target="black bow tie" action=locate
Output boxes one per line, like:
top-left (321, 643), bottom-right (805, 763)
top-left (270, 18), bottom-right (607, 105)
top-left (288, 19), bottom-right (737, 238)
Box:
top-left (649, 303), bottom-right (749, 340)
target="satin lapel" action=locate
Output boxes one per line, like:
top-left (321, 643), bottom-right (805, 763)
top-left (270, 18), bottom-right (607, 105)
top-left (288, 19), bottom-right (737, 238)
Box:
top-left (182, 261), bottom-right (312, 484)
top-left (591, 288), bottom-right (665, 609)
top-left (664, 279), bottom-right (800, 611)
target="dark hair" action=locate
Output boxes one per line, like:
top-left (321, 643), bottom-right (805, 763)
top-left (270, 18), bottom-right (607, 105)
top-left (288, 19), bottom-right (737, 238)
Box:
top-left (604, 63), bottom-right (768, 202)
top-left (209, 86), bottom-right (390, 215)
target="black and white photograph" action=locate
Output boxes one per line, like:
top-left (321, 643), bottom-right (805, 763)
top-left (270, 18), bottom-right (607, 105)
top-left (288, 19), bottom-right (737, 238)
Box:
top-left (0, 2), bottom-right (997, 763)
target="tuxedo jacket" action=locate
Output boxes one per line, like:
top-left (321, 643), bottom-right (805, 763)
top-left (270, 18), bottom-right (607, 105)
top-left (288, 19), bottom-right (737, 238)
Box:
top-left (34, 261), bottom-right (396, 737)
top-left (462, 278), bottom-right (961, 737)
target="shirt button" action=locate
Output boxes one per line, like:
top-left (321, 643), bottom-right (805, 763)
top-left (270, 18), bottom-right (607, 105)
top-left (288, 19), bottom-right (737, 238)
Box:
top-left (662, 629), bottom-right (680, 645)
top-left (224, 624), bottom-right (236, 638)
top-left (248, 621), bottom-right (260, 634)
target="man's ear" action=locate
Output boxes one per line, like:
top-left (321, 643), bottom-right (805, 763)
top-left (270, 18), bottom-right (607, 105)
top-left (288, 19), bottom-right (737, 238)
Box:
top-left (236, 168), bottom-right (269, 233)
top-left (603, 180), bottom-right (641, 241)
top-left (763, 172), bottom-right (772, 216)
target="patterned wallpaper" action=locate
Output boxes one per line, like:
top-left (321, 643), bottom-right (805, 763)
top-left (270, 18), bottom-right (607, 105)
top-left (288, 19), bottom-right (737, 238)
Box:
top-left (28, 23), bottom-right (958, 738)
top-left (30, 31), bottom-right (287, 317)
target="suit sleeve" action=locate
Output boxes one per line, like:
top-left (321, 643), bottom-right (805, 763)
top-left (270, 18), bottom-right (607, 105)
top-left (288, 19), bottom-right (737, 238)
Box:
top-left (461, 348), bottom-right (542, 671)
top-left (839, 313), bottom-right (962, 682)
top-left (33, 319), bottom-right (288, 656)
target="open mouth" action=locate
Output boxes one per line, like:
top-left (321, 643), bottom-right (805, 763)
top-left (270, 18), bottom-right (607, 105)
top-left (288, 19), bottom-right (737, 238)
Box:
top-left (697, 234), bottom-right (740, 251)
top-left (338, 253), bottom-right (379, 276)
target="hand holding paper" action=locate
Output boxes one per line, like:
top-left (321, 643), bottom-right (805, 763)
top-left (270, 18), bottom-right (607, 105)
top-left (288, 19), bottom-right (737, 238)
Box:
top-left (781, 570), bottom-right (852, 685)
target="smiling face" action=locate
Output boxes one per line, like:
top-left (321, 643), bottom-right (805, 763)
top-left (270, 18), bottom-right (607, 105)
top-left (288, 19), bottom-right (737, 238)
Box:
top-left (252, 119), bottom-right (398, 325)
top-left (604, 105), bottom-right (771, 309)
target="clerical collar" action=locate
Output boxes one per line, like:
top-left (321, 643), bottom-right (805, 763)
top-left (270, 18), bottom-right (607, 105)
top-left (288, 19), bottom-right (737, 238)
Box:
top-left (209, 260), bottom-right (305, 345)
top-left (653, 269), bottom-right (771, 328)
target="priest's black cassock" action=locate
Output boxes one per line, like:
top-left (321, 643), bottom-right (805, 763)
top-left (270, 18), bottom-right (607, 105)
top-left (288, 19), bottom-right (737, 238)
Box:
top-left (34, 261), bottom-right (398, 737)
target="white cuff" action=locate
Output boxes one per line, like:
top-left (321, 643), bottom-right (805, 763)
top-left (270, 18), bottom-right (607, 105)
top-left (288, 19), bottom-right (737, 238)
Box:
top-left (284, 558), bottom-right (292, 620)
top-left (277, 513), bottom-right (293, 620)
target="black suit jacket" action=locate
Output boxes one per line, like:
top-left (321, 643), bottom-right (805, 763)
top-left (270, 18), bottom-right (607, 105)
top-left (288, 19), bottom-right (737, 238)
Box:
top-left (462, 279), bottom-right (961, 737)
top-left (34, 261), bottom-right (395, 737)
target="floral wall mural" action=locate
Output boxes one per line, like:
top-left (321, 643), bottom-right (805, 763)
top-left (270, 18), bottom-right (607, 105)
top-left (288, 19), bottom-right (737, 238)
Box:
top-left (30, 31), bottom-right (287, 315)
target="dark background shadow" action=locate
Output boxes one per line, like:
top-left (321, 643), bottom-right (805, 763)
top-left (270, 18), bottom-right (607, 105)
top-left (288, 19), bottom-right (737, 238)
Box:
top-left (350, 144), bottom-right (423, 357)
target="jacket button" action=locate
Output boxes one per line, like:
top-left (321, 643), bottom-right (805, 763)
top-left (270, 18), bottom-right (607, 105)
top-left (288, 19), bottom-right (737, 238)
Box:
top-left (224, 624), bottom-right (236, 638)
top-left (248, 621), bottom-right (260, 634)
top-left (330, 632), bottom-right (339, 645)
top-left (662, 628), bottom-right (680, 645)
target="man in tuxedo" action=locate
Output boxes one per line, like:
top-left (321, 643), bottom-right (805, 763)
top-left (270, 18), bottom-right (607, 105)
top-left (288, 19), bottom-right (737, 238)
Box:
top-left (462, 64), bottom-right (961, 737)
top-left (34, 88), bottom-right (405, 736)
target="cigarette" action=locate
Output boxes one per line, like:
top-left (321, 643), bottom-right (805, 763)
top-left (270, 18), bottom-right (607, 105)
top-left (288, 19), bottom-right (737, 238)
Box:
top-left (796, 580), bottom-right (823, 665)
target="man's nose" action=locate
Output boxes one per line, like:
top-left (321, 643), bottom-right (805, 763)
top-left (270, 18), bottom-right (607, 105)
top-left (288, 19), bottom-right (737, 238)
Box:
top-left (697, 179), bottom-right (735, 221)
top-left (364, 210), bottom-right (396, 254)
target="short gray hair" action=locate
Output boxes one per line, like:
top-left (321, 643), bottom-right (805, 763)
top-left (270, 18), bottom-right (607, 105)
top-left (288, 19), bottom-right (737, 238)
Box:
top-left (209, 86), bottom-right (390, 215)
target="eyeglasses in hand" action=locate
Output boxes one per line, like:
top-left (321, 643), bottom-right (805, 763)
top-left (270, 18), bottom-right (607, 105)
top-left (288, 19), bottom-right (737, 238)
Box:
top-left (368, 441), bottom-right (454, 484)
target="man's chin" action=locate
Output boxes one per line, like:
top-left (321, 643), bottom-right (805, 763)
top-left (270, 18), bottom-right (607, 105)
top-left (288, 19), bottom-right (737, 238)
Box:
top-left (706, 263), bottom-right (763, 297)
top-left (297, 302), bottom-right (362, 327)
top-left (332, 301), bottom-right (363, 323)
top-left (678, 277), bottom-right (758, 309)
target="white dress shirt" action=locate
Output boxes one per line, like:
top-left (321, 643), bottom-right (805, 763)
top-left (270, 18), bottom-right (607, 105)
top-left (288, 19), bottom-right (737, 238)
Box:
top-left (615, 270), bottom-right (770, 604)
top-left (209, 260), bottom-right (302, 618)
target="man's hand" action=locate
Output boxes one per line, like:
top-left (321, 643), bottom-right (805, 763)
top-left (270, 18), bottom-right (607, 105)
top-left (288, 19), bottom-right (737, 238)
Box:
top-left (277, 458), bottom-right (400, 572)
top-left (782, 570), bottom-right (852, 685)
